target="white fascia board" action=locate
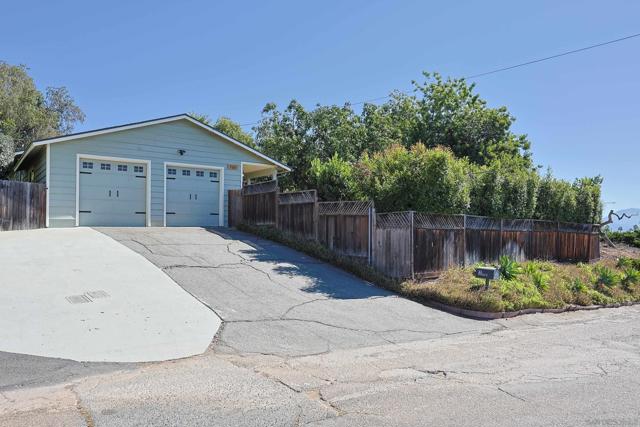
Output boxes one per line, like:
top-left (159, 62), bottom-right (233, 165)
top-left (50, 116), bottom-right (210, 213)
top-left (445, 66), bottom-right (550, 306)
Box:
top-left (25, 114), bottom-right (291, 172)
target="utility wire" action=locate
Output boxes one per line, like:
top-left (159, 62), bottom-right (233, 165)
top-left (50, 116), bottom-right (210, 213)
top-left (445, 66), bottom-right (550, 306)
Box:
top-left (239, 32), bottom-right (640, 127)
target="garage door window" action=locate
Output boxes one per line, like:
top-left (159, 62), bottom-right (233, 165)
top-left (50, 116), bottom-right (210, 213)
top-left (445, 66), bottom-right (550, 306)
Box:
top-left (100, 163), bottom-right (111, 170)
top-left (182, 170), bottom-right (191, 176)
top-left (82, 161), bottom-right (93, 169)
top-left (196, 170), bottom-right (204, 177)
top-left (117, 164), bottom-right (128, 172)
top-left (209, 171), bottom-right (218, 178)
top-left (167, 168), bottom-right (176, 175)
top-left (134, 166), bottom-right (144, 173)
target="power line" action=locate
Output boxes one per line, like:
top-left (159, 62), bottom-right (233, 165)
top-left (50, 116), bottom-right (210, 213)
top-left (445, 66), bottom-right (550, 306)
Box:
top-left (239, 32), bottom-right (640, 128)
top-left (464, 32), bottom-right (640, 79)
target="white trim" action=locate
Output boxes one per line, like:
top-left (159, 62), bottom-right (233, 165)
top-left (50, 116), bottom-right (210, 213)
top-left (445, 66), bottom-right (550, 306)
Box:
top-left (45, 145), bottom-right (50, 227)
top-left (16, 114), bottom-right (291, 172)
top-left (163, 162), bottom-right (224, 227)
top-left (76, 154), bottom-right (152, 227)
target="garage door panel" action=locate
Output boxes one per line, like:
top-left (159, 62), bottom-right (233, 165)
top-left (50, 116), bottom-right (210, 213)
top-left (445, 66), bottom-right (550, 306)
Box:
top-left (78, 158), bottom-right (147, 227)
top-left (166, 166), bottom-right (220, 227)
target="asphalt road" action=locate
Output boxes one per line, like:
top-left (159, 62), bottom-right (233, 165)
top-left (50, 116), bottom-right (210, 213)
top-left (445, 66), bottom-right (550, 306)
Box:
top-left (1, 227), bottom-right (639, 426)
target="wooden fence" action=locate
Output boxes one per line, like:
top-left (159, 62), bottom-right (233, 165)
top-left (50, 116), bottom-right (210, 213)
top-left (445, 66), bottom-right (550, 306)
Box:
top-left (319, 201), bottom-right (374, 262)
top-left (229, 182), bottom-right (374, 260)
top-left (0, 180), bottom-right (47, 231)
top-left (228, 183), bottom-right (600, 279)
top-left (375, 212), bottom-right (601, 278)
top-left (278, 190), bottom-right (318, 240)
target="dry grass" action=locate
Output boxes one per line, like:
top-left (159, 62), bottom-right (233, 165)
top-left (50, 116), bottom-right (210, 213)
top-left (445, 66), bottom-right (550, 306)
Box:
top-left (403, 258), bottom-right (640, 312)
top-left (238, 224), bottom-right (640, 313)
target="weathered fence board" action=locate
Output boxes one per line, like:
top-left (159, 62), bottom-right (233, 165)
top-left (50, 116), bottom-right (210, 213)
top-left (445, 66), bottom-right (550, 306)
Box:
top-left (0, 180), bottom-right (46, 231)
top-left (318, 201), bottom-right (373, 260)
top-left (239, 181), bottom-right (278, 225)
top-left (227, 184), bottom-right (601, 280)
top-left (278, 190), bottom-right (317, 240)
top-left (374, 227), bottom-right (413, 278)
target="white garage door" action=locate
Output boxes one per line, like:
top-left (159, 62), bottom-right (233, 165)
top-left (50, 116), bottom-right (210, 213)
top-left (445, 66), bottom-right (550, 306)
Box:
top-left (78, 158), bottom-right (147, 226)
top-left (165, 165), bottom-right (221, 227)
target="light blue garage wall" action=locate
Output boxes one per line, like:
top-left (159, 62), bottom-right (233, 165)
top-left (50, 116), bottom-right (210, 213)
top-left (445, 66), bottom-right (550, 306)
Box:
top-left (48, 120), bottom-right (273, 227)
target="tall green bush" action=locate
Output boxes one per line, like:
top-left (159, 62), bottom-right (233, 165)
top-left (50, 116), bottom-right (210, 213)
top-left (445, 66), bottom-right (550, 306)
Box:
top-left (309, 154), bottom-right (360, 201)
top-left (470, 157), bottom-right (539, 218)
top-left (355, 144), bottom-right (471, 213)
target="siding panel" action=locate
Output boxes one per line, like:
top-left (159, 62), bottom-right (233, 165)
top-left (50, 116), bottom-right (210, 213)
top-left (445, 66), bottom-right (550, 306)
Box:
top-left (48, 120), bottom-right (274, 227)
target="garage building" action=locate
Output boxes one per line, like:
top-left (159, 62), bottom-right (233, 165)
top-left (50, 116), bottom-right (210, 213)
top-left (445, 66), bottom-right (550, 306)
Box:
top-left (11, 114), bottom-right (290, 227)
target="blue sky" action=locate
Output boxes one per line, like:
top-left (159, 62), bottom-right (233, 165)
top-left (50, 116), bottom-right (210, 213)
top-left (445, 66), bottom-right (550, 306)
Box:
top-left (3, 0), bottom-right (639, 210)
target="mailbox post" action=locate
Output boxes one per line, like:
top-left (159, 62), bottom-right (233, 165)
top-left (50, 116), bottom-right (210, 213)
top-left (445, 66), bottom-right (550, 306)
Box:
top-left (474, 266), bottom-right (501, 290)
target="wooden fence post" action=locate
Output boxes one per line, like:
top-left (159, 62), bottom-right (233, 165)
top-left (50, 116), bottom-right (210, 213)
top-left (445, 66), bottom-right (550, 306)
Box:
top-left (369, 204), bottom-right (375, 266)
top-left (462, 214), bottom-right (467, 267)
top-left (586, 224), bottom-right (592, 262)
top-left (529, 220), bottom-right (534, 259)
top-left (410, 210), bottom-right (415, 280)
top-left (556, 221), bottom-right (561, 261)
top-left (312, 190), bottom-right (319, 241)
top-left (274, 186), bottom-right (280, 230)
top-left (499, 218), bottom-right (503, 258)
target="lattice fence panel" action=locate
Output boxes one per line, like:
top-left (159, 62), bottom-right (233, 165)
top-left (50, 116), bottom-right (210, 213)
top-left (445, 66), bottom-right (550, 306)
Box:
top-left (502, 219), bottom-right (533, 232)
top-left (413, 213), bottom-right (464, 230)
top-left (376, 211), bottom-right (413, 229)
top-left (465, 215), bottom-right (501, 230)
top-left (279, 190), bottom-right (317, 205)
top-left (319, 201), bottom-right (373, 216)
top-left (242, 180), bottom-right (278, 195)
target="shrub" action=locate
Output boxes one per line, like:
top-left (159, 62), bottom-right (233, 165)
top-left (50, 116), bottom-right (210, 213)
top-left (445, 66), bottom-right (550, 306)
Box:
top-left (309, 154), bottom-right (360, 201)
top-left (593, 265), bottom-right (620, 289)
top-left (499, 256), bottom-right (521, 280)
top-left (531, 270), bottom-right (549, 292)
top-left (355, 144), bottom-right (471, 213)
top-left (622, 268), bottom-right (640, 291)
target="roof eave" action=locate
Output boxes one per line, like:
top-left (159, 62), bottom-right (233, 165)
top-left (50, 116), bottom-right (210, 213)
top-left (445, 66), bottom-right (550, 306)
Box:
top-left (22, 114), bottom-right (291, 172)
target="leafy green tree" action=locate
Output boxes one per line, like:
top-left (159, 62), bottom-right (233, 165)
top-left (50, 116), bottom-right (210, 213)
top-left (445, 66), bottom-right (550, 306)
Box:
top-left (470, 156), bottom-right (539, 218)
top-left (189, 112), bottom-right (256, 148)
top-left (44, 87), bottom-right (85, 135)
top-left (572, 176), bottom-right (603, 223)
top-left (254, 71), bottom-right (533, 191)
top-left (355, 144), bottom-right (471, 213)
top-left (309, 154), bottom-right (360, 201)
top-left (0, 133), bottom-right (16, 175)
top-left (0, 62), bottom-right (84, 151)
top-left (211, 116), bottom-right (255, 148)
top-left (534, 172), bottom-right (577, 222)
top-left (410, 73), bottom-right (531, 166)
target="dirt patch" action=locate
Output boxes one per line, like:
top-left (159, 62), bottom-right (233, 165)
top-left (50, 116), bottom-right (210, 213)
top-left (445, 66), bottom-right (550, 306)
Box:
top-left (601, 243), bottom-right (640, 261)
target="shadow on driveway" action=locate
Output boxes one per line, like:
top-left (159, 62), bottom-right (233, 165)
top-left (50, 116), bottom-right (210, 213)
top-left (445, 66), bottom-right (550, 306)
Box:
top-left (203, 227), bottom-right (392, 300)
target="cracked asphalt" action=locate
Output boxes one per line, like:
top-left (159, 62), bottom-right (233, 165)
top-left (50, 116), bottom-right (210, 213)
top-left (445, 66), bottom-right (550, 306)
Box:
top-left (1, 227), bottom-right (639, 426)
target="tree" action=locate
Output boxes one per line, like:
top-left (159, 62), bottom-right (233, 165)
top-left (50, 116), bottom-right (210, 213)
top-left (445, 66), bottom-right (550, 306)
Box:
top-left (0, 62), bottom-right (84, 151)
top-left (189, 112), bottom-right (256, 148)
top-left (534, 172), bottom-right (577, 223)
top-left (211, 116), bottom-right (255, 148)
top-left (470, 156), bottom-right (539, 218)
top-left (356, 144), bottom-right (471, 213)
top-left (309, 154), bottom-right (360, 201)
top-left (410, 73), bottom-right (531, 166)
top-left (254, 71), bottom-right (533, 191)
top-left (44, 87), bottom-right (85, 135)
top-left (572, 176), bottom-right (603, 224)
top-left (0, 133), bottom-right (16, 175)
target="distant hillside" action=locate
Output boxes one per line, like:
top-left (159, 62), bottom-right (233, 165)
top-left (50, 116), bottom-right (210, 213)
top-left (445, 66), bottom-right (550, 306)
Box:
top-left (605, 208), bottom-right (640, 231)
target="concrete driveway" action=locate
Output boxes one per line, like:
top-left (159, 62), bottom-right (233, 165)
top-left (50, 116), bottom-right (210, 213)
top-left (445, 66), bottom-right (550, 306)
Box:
top-left (2, 227), bottom-right (640, 426)
top-left (98, 227), bottom-right (498, 357)
top-left (0, 228), bottom-right (220, 362)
